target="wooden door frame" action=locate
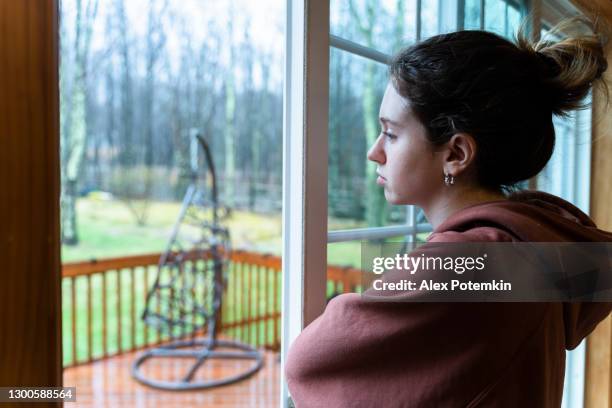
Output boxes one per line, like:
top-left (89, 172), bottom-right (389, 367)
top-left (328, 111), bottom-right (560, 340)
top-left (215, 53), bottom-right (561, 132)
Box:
top-left (0, 1), bottom-right (62, 405)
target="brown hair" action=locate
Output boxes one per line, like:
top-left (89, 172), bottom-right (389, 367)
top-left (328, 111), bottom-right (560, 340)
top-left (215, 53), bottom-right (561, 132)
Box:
top-left (389, 17), bottom-right (608, 191)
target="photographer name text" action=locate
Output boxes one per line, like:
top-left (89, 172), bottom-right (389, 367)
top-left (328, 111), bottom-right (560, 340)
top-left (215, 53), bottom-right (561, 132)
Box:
top-left (372, 279), bottom-right (511, 292)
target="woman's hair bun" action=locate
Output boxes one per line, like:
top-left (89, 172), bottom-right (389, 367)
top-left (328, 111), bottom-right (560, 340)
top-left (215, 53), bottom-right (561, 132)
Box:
top-left (516, 16), bottom-right (609, 116)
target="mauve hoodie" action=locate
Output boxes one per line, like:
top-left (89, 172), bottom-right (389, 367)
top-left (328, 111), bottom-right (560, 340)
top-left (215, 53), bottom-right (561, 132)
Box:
top-left (285, 191), bottom-right (612, 407)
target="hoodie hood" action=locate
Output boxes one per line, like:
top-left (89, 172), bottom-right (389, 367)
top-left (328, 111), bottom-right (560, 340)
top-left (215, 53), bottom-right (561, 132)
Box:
top-left (429, 190), bottom-right (612, 243)
top-left (427, 190), bottom-right (612, 350)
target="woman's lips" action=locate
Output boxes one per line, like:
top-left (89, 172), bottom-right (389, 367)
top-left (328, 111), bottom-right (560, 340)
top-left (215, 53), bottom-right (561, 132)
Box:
top-left (376, 175), bottom-right (386, 185)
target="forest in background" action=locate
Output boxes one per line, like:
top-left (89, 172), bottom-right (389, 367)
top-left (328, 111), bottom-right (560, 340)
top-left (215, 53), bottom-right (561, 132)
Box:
top-left (60, 0), bottom-right (509, 246)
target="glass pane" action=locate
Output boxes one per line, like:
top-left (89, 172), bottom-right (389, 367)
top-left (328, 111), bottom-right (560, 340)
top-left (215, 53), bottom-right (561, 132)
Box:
top-left (59, 0), bottom-right (284, 388)
top-left (60, 0), bottom-right (284, 262)
top-left (330, 0), bottom-right (419, 55)
top-left (538, 115), bottom-right (574, 197)
top-left (328, 240), bottom-right (366, 297)
top-left (327, 233), bottom-right (431, 295)
top-left (465, 0), bottom-right (482, 29)
top-left (328, 47), bottom-right (421, 229)
top-left (538, 104), bottom-right (592, 212)
top-left (420, 0), bottom-right (440, 39)
top-left (485, 0), bottom-right (507, 35)
top-left (484, 0), bottom-right (522, 39)
top-left (506, 4), bottom-right (521, 38)
top-left (465, 0), bottom-right (522, 35)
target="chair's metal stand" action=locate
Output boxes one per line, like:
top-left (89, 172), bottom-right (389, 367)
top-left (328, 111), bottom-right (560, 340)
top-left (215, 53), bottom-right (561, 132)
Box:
top-left (131, 132), bottom-right (263, 390)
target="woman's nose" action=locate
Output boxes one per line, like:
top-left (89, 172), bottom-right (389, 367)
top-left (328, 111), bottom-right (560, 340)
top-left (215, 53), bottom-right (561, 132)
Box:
top-left (367, 135), bottom-right (385, 164)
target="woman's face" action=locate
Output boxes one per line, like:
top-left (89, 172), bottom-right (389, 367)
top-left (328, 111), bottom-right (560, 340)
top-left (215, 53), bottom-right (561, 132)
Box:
top-left (367, 83), bottom-right (444, 206)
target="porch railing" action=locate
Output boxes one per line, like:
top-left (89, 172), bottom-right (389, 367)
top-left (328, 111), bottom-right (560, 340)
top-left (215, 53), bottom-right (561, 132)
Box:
top-left (61, 250), bottom-right (363, 368)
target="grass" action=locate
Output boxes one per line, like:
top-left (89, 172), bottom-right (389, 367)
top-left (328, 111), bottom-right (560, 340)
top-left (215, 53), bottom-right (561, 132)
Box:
top-left (62, 197), bottom-right (283, 262)
top-left (62, 196), bottom-right (374, 266)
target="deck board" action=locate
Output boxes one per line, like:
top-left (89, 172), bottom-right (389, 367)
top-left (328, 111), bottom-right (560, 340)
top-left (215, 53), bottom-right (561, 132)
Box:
top-left (64, 348), bottom-right (280, 407)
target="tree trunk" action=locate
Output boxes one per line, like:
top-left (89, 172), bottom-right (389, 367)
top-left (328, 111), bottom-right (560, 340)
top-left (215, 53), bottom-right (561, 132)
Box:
top-left (60, 0), bottom-right (98, 245)
top-left (363, 60), bottom-right (387, 227)
top-left (224, 51), bottom-right (236, 206)
top-left (61, 179), bottom-right (78, 245)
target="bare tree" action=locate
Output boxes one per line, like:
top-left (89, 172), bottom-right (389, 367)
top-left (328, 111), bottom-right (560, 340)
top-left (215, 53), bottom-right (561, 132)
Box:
top-left (60, 0), bottom-right (99, 245)
top-left (143, 0), bottom-right (168, 168)
top-left (110, 0), bottom-right (156, 226)
top-left (348, 0), bottom-right (388, 227)
top-left (193, 22), bottom-right (223, 165)
top-left (249, 48), bottom-right (268, 210)
top-left (103, 11), bottom-right (117, 168)
top-left (224, 5), bottom-right (238, 206)
top-left (115, 0), bottom-right (133, 166)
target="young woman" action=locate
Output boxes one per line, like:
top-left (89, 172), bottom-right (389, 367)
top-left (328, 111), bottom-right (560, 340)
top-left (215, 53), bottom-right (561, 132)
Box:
top-left (285, 19), bottom-right (612, 407)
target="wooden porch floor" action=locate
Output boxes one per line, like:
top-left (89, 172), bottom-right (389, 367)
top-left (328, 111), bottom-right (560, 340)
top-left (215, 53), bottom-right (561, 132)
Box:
top-left (64, 348), bottom-right (280, 407)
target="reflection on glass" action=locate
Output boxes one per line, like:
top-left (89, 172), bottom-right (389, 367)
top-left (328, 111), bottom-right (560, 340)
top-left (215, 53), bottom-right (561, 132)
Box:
top-left (331, 0), bottom-right (419, 55)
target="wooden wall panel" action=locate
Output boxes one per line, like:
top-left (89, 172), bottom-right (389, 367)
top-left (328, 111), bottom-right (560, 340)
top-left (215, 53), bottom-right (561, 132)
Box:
top-left (586, 316), bottom-right (612, 408)
top-left (0, 0), bottom-right (62, 406)
top-left (585, 4), bottom-right (612, 406)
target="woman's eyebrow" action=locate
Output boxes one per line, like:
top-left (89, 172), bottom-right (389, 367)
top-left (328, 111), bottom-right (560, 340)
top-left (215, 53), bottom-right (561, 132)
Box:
top-left (379, 117), bottom-right (401, 126)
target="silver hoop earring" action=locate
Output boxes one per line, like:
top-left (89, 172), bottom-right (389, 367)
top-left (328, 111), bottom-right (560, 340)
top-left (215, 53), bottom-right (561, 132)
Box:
top-left (444, 173), bottom-right (455, 186)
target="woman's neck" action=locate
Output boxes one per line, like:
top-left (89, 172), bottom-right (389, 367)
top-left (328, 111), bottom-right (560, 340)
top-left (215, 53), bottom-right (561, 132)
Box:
top-left (423, 185), bottom-right (507, 230)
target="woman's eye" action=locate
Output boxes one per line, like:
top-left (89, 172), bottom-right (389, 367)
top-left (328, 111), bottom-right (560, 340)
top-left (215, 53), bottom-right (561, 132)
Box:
top-left (382, 131), bottom-right (397, 140)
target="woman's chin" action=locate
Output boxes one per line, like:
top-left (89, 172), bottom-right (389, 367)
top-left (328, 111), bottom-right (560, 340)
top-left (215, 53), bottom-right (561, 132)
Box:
top-left (385, 190), bottom-right (414, 206)
top-left (384, 191), bottom-right (402, 205)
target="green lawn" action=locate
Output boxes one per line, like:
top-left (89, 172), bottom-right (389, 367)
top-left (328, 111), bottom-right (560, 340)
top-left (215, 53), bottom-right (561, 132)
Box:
top-left (62, 196), bottom-right (374, 266)
top-left (62, 197), bottom-right (285, 262)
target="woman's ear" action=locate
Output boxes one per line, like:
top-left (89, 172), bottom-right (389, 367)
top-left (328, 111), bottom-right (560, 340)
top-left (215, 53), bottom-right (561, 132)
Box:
top-left (442, 133), bottom-right (477, 176)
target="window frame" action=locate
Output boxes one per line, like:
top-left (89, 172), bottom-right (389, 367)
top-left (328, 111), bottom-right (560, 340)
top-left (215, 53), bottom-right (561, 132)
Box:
top-left (280, 1), bottom-right (330, 406)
